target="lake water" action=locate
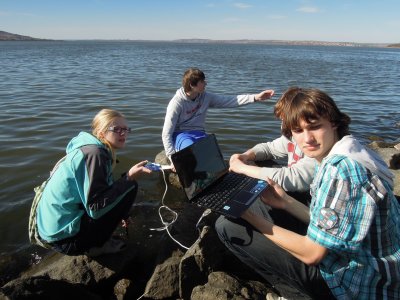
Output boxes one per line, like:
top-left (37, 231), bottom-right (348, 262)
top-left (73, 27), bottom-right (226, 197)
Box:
top-left (0, 41), bottom-right (399, 278)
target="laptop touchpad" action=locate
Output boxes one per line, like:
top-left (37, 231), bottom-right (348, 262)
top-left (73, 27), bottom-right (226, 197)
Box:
top-left (233, 191), bottom-right (254, 205)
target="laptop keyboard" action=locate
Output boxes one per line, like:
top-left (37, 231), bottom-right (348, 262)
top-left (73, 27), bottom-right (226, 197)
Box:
top-left (196, 173), bottom-right (253, 210)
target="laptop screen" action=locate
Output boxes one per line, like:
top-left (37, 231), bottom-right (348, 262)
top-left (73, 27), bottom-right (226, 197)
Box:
top-left (172, 134), bottom-right (227, 200)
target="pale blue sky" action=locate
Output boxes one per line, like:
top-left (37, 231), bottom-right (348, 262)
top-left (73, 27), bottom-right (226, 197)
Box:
top-left (1, 0), bottom-right (399, 43)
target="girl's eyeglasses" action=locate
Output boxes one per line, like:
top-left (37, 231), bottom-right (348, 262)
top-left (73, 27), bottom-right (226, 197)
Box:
top-left (108, 126), bottom-right (131, 134)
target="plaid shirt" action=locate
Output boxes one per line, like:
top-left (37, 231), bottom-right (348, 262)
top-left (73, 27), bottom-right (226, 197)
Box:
top-left (307, 155), bottom-right (400, 300)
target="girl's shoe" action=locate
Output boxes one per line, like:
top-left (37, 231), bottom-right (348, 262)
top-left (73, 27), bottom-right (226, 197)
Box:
top-left (85, 237), bottom-right (127, 257)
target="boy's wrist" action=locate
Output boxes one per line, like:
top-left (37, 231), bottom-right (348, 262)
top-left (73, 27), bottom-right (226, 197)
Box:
top-left (283, 194), bottom-right (295, 209)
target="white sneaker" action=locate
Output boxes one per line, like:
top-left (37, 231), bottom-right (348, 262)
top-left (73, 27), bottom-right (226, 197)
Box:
top-left (85, 237), bottom-right (127, 257)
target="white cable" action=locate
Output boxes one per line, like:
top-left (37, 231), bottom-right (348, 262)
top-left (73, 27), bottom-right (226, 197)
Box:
top-left (137, 165), bottom-right (214, 300)
top-left (149, 168), bottom-right (190, 250)
top-left (136, 293), bottom-right (145, 300)
top-left (149, 166), bottom-right (213, 251)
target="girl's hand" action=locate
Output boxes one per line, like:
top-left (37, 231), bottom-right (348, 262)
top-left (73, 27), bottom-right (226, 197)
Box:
top-left (127, 160), bottom-right (151, 180)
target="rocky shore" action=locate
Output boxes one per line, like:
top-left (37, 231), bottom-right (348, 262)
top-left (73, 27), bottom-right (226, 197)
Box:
top-left (1, 141), bottom-right (399, 300)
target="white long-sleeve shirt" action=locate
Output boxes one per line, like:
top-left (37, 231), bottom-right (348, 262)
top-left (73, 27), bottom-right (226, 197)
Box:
top-left (251, 135), bottom-right (316, 192)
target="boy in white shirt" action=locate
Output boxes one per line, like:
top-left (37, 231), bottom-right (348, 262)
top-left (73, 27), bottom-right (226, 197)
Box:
top-left (162, 68), bottom-right (274, 166)
top-left (229, 88), bottom-right (315, 192)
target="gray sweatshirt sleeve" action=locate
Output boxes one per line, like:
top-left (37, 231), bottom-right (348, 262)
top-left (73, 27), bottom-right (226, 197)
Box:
top-left (251, 135), bottom-right (289, 161)
top-left (162, 99), bottom-right (182, 157)
top-left (207, 92), bottom-right (256, 108)
top-left (258, 156), bottom-right (315, 192)
top-left (252, 135), bottom-right (315, 192)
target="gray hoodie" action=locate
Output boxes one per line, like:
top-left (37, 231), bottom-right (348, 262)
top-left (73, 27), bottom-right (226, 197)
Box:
top-left (162, 87), bottom-right (256, 157)
top-left (323, 135), bottom-right (394, 188)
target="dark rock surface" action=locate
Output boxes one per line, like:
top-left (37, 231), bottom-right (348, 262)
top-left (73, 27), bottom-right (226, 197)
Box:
top-left (368, 141), bottom-right (400, 198)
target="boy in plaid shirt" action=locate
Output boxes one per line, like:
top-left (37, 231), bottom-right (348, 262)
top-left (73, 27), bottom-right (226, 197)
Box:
top-left (217, 87), bottom-right (399, 299)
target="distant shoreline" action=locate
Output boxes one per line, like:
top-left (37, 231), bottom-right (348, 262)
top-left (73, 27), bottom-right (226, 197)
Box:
top-left (1, 30), bottom-right (399, 48)
top-left (172, 39), bottom-right (400, 48)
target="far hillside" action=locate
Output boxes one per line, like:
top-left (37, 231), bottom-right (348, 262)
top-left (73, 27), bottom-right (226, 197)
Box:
top-left (0, 30), bottom-right (48, 41)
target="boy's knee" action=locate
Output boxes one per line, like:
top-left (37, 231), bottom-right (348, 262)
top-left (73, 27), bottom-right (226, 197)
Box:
top-left (215, 215), bottom-right (227, 237)
top-left (215, 216), bottom-right (242, 240)
top-left (215, 216), bottom-right (238, 243)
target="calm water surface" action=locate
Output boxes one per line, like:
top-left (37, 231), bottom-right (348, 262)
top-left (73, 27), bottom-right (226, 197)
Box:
top-left (0, 41), bottom-right (399, 274)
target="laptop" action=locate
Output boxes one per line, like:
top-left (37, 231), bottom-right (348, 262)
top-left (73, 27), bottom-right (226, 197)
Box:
top-left (171, 134), bottom-right (268, 218)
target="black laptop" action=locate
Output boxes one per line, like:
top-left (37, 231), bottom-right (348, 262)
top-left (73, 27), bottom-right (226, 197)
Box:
top-left (171, 134), bottom-right (268, 218)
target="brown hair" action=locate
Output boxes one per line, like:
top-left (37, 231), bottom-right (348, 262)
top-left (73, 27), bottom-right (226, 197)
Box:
top-left (182, 68), bottom-right (205, 93)
top-left (274, 87), bottom-right (302, 119)
top-left (281, 87), bottom-right (351, 139)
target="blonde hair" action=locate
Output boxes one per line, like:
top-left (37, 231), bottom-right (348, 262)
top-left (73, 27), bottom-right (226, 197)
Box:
top-left (91, 108), bottom-right (125, 168)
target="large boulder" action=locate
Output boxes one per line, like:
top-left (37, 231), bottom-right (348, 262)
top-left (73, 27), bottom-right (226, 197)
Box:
top-left (368, 141), bottom-right (400, 198)
top-left (191, 271), bottom-right (272, 300)
top-left (1, 275), bottom-right (101, 300)
top-left (154, 151), bottom-right (181, 189)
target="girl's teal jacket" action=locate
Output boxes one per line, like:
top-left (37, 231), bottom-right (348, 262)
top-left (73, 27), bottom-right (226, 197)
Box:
top-left (37, 132), bottom-right (137, 243)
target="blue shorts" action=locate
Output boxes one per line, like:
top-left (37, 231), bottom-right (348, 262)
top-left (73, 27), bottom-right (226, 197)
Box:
top-left (173, 130), bottom-right (207, 151)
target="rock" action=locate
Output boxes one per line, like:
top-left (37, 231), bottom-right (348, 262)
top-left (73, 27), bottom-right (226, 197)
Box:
top-left (114, 278), bottom-right (135, 300)
top-left (367, 135), bottom-right (385, 142)
top-left (191, 272), bottom-right (272, 300)
top-left (22, 248), bottom-right (135, 287)
top-left (368, 141), bottom-right (400, 199)
top-left (155, 150), bottom-right (182, 189)
top-left (167, 171), bottom-right (182, 189)
top-left (179, 226), bottom-right (226, 299)
top-left (368, 141), bottom-right (400, 169)
top-left (154, 150), bottom-right (171, 166)
top-left (1, 275), bottom-right (101, 300)
top-left (143, 255), bottom-right (181, 299)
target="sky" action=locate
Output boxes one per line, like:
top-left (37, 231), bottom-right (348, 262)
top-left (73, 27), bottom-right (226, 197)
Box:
top-left (1, 0), bottom-right (400, 43)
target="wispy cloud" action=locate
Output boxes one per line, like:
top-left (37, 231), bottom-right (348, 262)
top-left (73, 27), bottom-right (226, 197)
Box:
top-left (233, 3), bottom-right (252, 9)
top-left (206, 3), bottom-right (216, 8)
top-left (297, 6), bottom-right (319, 13)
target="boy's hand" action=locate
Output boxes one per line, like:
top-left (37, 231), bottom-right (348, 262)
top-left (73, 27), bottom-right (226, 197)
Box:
top-left (255, 89), bottom-right (275, 102)
top-left (260, 177), bottom-right (289, 210)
